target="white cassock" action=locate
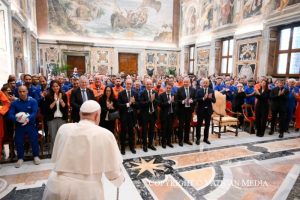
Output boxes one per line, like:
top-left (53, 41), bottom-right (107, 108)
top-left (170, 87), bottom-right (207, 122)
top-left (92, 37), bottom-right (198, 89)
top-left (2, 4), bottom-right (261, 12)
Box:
top-left (43, 119), bottom-right (124, 200)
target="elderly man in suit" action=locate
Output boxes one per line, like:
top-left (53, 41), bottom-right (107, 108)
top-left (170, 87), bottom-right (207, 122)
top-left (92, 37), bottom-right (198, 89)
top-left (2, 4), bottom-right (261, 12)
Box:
top-left (176, 77), bottom-right (196, 146)
top-left (70, 76), bottom-right (95, 122)
top-left (196, 78), bottom-right (216, 145)
top-left (139, 79), bottom-right (159, 152)
top-left (158, 83), bottom-right (176, 148)
top-left (118, 78), bottom-right (139, 155)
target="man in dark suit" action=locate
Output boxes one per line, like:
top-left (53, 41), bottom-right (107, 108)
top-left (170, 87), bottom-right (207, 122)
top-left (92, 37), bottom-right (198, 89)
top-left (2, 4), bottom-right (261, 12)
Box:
top-left (70, 76), bottom-right (95, 122)
top-left (196, 78), bottom-right (216, 145)
top-left (139, 79), bottom-right (158, 152)
top-left (176, 77), bottom-right (196, 146)
top-left (158, 83), bottom-right (176, 148)
top-left (269, 79), bottom-right (289, 138)
top-left (118, 79), bottom-right (139, 155)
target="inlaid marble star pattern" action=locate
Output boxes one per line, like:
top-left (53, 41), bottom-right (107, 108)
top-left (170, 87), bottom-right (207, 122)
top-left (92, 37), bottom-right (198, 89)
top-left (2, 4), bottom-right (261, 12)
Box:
top-left (131, 158), bottom-right (165, 176)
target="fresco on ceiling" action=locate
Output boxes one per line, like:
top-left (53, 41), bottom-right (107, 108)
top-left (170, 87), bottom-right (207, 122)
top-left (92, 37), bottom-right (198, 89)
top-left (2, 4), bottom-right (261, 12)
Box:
top-left (48, 0), bottom-right (173, 42)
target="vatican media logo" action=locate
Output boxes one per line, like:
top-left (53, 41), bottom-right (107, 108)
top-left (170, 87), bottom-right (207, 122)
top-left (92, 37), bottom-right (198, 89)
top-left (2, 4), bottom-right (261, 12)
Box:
top-left (147, 179), bottom-right (269, 188)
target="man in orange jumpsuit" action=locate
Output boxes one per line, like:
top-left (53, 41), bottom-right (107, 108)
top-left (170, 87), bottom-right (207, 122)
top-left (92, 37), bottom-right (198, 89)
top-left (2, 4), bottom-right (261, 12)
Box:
top-left (0, 91), bottom-right (10, 162)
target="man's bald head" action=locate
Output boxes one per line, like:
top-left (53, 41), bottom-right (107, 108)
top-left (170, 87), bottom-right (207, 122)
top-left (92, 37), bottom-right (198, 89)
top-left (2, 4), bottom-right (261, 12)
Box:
top-left (18, 85), bottom-right (28, 100)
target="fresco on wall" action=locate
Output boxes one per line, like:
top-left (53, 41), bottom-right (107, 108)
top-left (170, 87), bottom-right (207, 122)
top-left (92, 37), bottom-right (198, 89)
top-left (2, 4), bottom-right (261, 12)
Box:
top-left (0, 10), bottom-right (6, 52)
top-left (238, 63), bottom-right (255, 79)
top-left (200, 0), bottom-right (213, 31)
top-left (238, 42), bottom-right (257, 61)
top-left (243, 0), bottom-right (263, 19)
top-left (274, 0), bottom-right (300, 11)
top-left (197, 48), bottom-right (209, 78)
top-left (214, 0), bottom-right (235, 27)
top-left (181, 0), bottom-right (200, 36)
top-left (48, 0), bottom-right (173, 42)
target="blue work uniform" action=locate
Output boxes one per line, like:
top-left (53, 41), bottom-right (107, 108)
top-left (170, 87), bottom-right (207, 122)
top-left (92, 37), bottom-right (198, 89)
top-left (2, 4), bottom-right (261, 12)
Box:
top-left (8, 97), bottom-right (39, 159)
top-left (244, 86), bottom-right (255, 105)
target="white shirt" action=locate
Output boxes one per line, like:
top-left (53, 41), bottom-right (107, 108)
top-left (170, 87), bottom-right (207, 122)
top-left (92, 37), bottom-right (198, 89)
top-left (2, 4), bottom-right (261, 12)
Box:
top-left (54, 94), bottom-right (63, 118)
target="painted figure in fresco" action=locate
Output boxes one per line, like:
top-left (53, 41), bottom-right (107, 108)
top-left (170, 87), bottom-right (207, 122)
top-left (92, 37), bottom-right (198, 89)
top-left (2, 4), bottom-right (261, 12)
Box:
top-left (201, 1), bottom-right (213, 30)
top-left (111, 0), bottom-right (161, 30)
top-left (221, 0), bottom-right (234, 24)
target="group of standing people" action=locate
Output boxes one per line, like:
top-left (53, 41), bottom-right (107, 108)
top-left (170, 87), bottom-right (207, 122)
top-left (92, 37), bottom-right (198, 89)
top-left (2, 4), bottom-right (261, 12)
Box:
top-left (0, 72), bottom-right (300, 167)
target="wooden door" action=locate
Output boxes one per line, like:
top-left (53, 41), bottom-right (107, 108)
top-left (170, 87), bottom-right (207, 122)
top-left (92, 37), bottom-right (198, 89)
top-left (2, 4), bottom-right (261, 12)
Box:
top-left (119, 53), bottom-right (138, 75)
top-left (67, 56), bottom-right (85, 77)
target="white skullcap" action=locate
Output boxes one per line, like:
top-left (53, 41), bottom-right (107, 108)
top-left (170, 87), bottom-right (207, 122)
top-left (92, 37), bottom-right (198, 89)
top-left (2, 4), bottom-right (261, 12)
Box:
top-left (80, 100), bottom-right (101, 113)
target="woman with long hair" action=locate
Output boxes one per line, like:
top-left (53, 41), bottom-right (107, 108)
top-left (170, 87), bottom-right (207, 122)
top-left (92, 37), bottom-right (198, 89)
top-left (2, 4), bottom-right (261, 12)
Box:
top-left (254, 79), bottom-right (270, 137)
top-left (99, 86), bottom-right (118, 134)
top-left (45, 80), bottom-right (68, 152)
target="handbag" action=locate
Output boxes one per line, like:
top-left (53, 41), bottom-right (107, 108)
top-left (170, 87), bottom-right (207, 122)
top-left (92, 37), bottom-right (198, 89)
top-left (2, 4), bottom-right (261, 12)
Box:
top-left (108, 111), bottom-right (120, 121)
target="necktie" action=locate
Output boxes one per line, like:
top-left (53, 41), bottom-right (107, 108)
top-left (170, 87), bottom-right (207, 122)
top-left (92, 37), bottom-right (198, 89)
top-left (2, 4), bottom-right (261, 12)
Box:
top-left (82, 90), bottom-right (87, 102)
top-left (149, 90), bottom-right (154, 113)
top-left (167, 93), bottom-right (173, 113)
top-left (204, 88), bottom-right (207, 94)
top-left (186, 88), bottom-right (189, 98)
top-left (127, 90), bottom-right (130, 100)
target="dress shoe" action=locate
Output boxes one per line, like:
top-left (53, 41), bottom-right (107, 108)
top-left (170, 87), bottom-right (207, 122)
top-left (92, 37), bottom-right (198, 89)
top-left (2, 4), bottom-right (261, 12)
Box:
top-left (148, 145), bottom-right (157, 151)
top-left (121, 148), bottom-right (125, 155)
top-left (130, 148), bottom-right (136, 154)
top-left (196, 140), bottom-right (200, 145)
top-left (203, 140), bottom-right (211, 144)
top-left (162, 144), bottom-right (166, 149)
top-left (184, 140), bottom-right (193, 145)
top-left (269, 131), bottom-right (274, 135)
top-left (143, 146), bottom-right (148, 152)
top-left (279, 133), bottom-right (284, 138)
top-left (256, 134), bottom-right (264, 137)
top-left (179, 141), bottom-right (183, 146)
top-left (295, 128), bottom-right (299, 132)
top-left (167, 143), bottom-right (174, 148)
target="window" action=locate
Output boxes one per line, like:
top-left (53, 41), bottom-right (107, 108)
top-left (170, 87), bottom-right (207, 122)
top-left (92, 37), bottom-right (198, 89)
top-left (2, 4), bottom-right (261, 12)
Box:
top-left (221, 38), bottom-right (234, 74)
top-left (277, 24), bottom-right (300, 75)
top-left (188, 45), bottom-right (195, 74)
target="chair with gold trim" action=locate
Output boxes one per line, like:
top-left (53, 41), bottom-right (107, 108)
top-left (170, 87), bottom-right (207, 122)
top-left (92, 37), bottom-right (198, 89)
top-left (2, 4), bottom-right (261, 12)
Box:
top-left (211, 91), bottom-right (239, 138)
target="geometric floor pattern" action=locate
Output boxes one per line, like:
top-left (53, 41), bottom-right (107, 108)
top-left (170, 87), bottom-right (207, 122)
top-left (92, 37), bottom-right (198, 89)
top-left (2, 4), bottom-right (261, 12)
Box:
top-left (0, 131), bottom-right (300, 200)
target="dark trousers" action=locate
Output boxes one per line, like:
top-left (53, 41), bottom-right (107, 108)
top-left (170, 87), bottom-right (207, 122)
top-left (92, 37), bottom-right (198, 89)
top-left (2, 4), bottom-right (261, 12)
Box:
top-left (255, 106), bottom-right (268, 136)
top-left (120, 113), bottom-right (135, 149)
top-left (161, 114), bottom-right (174, 145)
top-left (100, 119), bottom-right (115, 135)
top-left (178, 108), bottom-right (192, 142)
top-left (15, 124), bottom-right (39, 159)
top-left (270, 109), bottom-right (286, 134)
top-left (196, 109), bottom-right (211, 141)
top-left (142, 113), bottom-right (155, 147)
top-left (285, 107), bottom-right (295, 131)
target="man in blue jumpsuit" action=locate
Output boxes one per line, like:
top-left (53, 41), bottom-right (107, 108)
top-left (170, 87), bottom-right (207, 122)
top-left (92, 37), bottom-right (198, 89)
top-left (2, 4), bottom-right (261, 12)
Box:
top-left (8, 85), bottom-right (41, 168)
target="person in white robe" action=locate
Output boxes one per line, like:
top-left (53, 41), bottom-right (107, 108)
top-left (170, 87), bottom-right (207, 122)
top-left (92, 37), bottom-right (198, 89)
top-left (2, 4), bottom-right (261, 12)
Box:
top-left (43, 100), bottom-right (125, 200)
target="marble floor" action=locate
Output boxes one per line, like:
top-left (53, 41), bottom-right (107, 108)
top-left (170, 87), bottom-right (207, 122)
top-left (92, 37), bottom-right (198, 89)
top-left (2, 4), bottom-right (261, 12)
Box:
top-left (0, 130), bottom-right (300, 200)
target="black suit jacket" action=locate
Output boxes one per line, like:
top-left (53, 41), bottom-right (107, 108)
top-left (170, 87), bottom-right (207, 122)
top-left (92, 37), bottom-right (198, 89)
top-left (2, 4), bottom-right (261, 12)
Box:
top-left (196, 87), bottom-right (216, 115)
top-left (270, 87), bottom-right (289, 111)
top-left (158, 92), bottom-right (176, 120)
top-left (44, 93), bottom-right (68, 121)
top-left (176, 86), bottom-right (196, 111)
top-left (139, 90), bottom-right (158, 120)
top-left (255, 89), bottom-right (270, 110)
top-left (118, 89), bottom-right (139, 120)
top-left (99, 97), bottom-right (118, 122)
top-left (70, 87), bottom-right (95, 122)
